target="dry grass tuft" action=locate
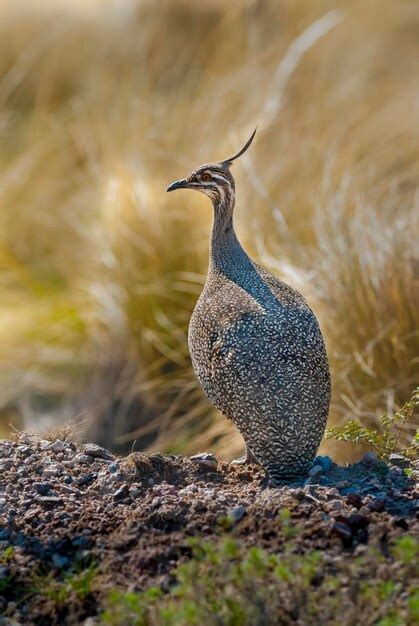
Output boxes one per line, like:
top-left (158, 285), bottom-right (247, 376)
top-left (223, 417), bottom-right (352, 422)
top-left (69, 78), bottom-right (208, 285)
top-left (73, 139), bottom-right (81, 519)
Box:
top-left (0, 0), bottom-right (417, 460)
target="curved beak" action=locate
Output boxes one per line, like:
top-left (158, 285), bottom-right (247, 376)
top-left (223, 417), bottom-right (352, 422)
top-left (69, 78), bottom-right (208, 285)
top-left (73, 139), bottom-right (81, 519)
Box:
top-left (166, 178), bottom-right (188, 192)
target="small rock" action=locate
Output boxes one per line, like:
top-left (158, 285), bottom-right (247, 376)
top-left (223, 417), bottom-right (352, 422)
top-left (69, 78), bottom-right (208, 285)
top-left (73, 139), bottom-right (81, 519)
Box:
top-left (393, 518), bottom-right (409, 531)
top-left (17, 445), bottom-right (33, 457)
top-left (18, 434), bottom-right (34, 445)
top-left (389, 467), bottom-right (404, 478)
top-left (190, 453), bottom-right (218, 471)
top-left (346, 493), bottom-right (363, 509)
top-left (361, 451), bottom-right (378, 467)
top-left (388, 453), bottom-right (409, 469)
top-left (314, 456), bottom-right (333, 472)
top-left (0, 444), bottom-right (12, 459)
top-left (36, 496), bottom-right (63, 507)
top-left (329, 499), bottom-right (343, 510)
top-left (326, 488), bottom-right (340, 499)
top-left (43, 465), bottom-right (62, 478)
top-left (368, 498), bottom-right (386, 513)
top-left (83, 443), bottom-right (113, 461)
top-left (34, 482), bottom-right (53, 496)
top-left (129, 484), bottom-right (142, 498)
top-left (38, 440), bottom-right (52, 451)
top-left (77, 473), bottom-right (95, 487)
top-left (73, 454), bottom-right (95, 465)
top-left (228, 506), bottom-right (246, 522)
top-left (113, 484), bottom-right (129, 501)
top-left (24, 455), bottom-right (38, 465)
top-left (335, 481), bottom-right (349, 489)
top-left (49, 440), bottom-right (67, 454)
top-left (332, 521), bottom-right (352, 542)
top-left (346, 514), bottom-right (369, 531)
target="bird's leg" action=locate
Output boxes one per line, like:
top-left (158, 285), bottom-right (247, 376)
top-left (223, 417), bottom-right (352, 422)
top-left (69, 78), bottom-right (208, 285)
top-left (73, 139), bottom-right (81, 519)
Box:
top-left (230, 442), bottom-right (258, 466)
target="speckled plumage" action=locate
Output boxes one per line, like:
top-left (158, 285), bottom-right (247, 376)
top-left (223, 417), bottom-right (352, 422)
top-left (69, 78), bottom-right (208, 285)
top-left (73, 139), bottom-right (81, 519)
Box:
top-left (167, 132), bottom-right (330, 480)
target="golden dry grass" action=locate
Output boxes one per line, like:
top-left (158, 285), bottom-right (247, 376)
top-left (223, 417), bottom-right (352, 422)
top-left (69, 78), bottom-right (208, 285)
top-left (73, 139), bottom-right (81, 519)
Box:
top-left (0, 0), bottom-right (417, 460)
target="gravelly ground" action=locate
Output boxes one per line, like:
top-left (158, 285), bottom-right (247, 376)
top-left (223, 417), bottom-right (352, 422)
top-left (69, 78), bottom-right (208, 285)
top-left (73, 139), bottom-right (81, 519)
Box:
top-left (0, 434), bottom-right (417, 625)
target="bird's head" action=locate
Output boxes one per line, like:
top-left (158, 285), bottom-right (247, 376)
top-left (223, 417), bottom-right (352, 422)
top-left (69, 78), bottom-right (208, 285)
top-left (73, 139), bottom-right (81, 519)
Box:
top-left (166, 128), bottom-right (257, 206)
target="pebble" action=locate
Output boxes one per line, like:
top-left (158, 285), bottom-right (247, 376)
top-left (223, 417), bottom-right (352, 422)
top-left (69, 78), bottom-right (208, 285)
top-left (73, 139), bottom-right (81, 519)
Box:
top-left (346, 493), bottom-right (363, 509)
top-left (314, 456), bottom-right (333, 472)
top-left (361, 451), bottom-right (378, 467)
top-left (23, 455), bottom-right (37, 465)
top-left (190, 453), bottom-right (218, 471)
top-left (83, 444), bottom-right (113, 461)
top-left (113, 485), bottom-right (129, 502)
top-left (388, 453), bottom-right (409, 469)
top-left (129, 484), bottom-right (142, 498)
top-left (34, 482), bottom-right (53, 495)
top-left (228, 505), bottom-right (246, 522)
top-left (291, 488), bottom-right (305, 501)
top-left (73, 454), bottom-right (95, 465)
top-left (42, 470), bottom-right (58, 479)
top-left (368, 497), bottom-right (386, 512)
top-left (0, 444), bottom-right (12, 458)
top-left (332, 521), bottom-right (352, 541)
top-left (36, 496), bottom-right (64, 507)
top-left (346, 513), bottom-right (369, 531)
top-left (49, 440), bottom-right (67, 454)
top-left (77, 473), bottom-right (96, 487)
top-left (17, 445), bottom-right (33, 457)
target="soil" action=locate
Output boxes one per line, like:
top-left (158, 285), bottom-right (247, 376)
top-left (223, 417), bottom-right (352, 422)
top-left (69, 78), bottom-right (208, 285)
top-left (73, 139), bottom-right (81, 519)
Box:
top-left (0, 434), bottom-right (417, 625)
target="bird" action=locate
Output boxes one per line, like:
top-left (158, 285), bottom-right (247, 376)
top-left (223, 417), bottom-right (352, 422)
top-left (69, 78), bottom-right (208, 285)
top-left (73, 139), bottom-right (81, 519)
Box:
top-left (167, 128), bottom-right (331, 481)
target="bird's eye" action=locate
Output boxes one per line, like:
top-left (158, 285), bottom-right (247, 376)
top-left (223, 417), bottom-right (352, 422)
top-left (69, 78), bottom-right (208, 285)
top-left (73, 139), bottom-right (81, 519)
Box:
top-left (201, 173), bottom-right (211, 182)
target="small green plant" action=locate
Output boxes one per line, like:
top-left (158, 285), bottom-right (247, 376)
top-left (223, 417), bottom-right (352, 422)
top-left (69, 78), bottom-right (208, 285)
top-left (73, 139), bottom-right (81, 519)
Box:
top-left (325, 388), bottom-right (418, 461)
top-left (0, 546), bottom-right (15, 563)
top-left (101, 535), bottom-right (418, 626)
top-left (38, 562), bottom-right (98, 608)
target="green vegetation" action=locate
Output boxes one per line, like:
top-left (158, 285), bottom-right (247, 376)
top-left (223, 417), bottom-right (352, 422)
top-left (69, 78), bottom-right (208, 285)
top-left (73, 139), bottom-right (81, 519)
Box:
top-left (39, 562), bottom-right (98, 607)
top-left (326, 388), bottom-right (418, 462)
top-left (102, 535), bottom-right (418, 626)
top-left (0, 549), bottom-right (97, 616)
top-left (0, 546), bottom-right (15, 563)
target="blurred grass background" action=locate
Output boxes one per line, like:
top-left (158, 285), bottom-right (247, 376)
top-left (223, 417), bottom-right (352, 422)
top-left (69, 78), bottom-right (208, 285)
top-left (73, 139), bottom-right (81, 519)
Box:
top-left (0, 0), bottom-right (417, 462)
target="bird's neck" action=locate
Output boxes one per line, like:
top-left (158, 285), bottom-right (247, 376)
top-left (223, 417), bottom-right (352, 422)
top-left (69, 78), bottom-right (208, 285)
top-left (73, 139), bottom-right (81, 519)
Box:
top-left (208, 193), bottom-right (280, 311)
top-left (209, 195), bottom-right (250, 275)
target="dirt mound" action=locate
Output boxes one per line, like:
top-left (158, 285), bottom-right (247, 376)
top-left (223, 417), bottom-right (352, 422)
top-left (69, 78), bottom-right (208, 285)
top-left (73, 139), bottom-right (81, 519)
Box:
top-left (0, 435), bottom-right (417, 624)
